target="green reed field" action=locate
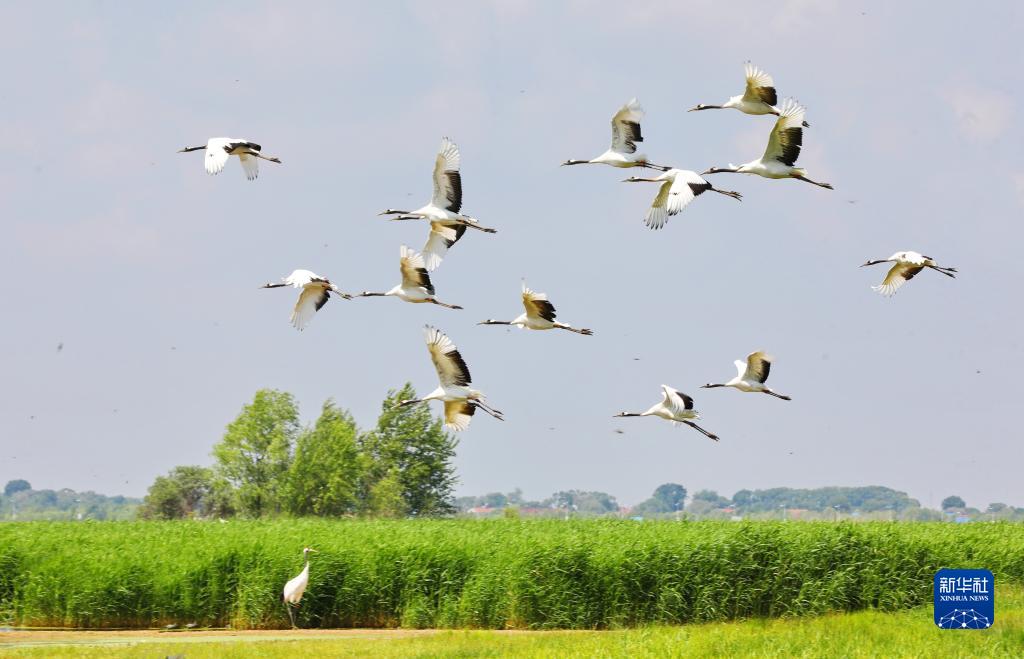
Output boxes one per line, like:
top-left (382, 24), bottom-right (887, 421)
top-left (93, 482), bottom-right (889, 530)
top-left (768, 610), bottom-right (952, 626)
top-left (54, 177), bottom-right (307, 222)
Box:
top-left (1, 520), bottom-right (1022, 630)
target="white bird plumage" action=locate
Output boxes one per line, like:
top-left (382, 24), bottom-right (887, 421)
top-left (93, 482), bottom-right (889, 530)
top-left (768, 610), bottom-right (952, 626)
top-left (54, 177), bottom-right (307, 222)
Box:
top-left (478, 281), bottom-right (593, 335)
top-left (356, 246), bottom-right (463, 309)
top-left (689, 62), bottom-right (810, 126)
top-left (178, 138), bottom-right (282, 180)
top-left (262, 269), bottom-right (352, 331)
top-left (614, 385), bottom-right (719, 441)
top-left (562, 98), bottom-right (669, 170)
top-left (282, 547), bottom-right (317, 628)
top-left (622, 169), bottom-right (742, 229)
top-left (702, 100), bottom-right (832, 189)
top-left (860, 251), bottom-right (957, 297)
top-left (702, 351), bottom-right (792, 400)
top-left (398, 326), bottom-right (503, 431)
top-left (380, 137), bottom-right (496, 271)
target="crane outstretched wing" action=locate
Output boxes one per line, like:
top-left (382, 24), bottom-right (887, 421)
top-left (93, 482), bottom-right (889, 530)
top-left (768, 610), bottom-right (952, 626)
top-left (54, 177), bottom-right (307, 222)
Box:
top-left (237, 153), bottom-right (259, 180)
top-left (399, 245), bottom-right (434, 294)
top-left (431, 137), bottom-right (462, 212)
top-left (443, 400), bottom-right (476, 431)
top-left (291, 283), bottom-right (331, 331)
top-left (610, 98), bottom-right (644, 154)
top-left (873, 263), bottom-right (923, 297)
top-left (743, 351), bottom-right (773, 383)
top-left (425, 325), bottom-right (472, 387)
top-left (645, 170), bottom-right (709, 230)
top-left (521, 282), bottom-right (557, 322)
top-left (762, 99), bottom-right (805, 166)
top-left (661, 385), bottom-right (695, 413)
top-left (422, 222), bottom-right (467, 272)
top-left (742, 62), bottom-right (777, 106)
top-left (204, 138), bottom-right (232, 175)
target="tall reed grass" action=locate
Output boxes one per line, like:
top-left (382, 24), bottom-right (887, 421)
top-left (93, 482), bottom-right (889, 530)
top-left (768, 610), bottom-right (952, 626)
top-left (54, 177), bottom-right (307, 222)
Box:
top-left (1, 520), bottom-right (1021, 629)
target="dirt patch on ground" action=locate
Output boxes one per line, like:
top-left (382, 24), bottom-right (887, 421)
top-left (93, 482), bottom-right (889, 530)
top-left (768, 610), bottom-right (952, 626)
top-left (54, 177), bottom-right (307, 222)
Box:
top-left (0, 628), bottom-right (444, 647)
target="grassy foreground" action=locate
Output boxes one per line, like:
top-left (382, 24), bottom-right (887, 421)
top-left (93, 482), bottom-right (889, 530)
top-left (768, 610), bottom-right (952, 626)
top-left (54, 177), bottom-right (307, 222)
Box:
top-left (2, 520), bottom-right (1023, 629)
top-left (5, 584), bottom-right (1024, 658)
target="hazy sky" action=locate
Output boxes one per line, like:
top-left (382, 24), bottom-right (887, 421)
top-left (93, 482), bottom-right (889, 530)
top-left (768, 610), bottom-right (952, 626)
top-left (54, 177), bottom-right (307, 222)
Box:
top-left (1, 1), bottom-right (1021, 509)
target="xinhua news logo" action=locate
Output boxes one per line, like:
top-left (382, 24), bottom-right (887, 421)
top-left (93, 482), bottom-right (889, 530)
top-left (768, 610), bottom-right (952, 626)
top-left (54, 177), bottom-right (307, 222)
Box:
top-left (934, 569), bottom-right (994, 629)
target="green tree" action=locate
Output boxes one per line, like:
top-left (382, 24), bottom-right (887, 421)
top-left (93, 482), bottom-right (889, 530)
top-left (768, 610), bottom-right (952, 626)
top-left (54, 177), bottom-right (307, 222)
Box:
top-left (942, 495), bottom-right (966, 510)
top-left (286, 400), bottom-right (365, 516)
top-left (366, 468), bottom-right (408, 518)
top-left (634, 483), bottom-right (687, 515)
top-left (138, 466), bottom-right (221, 520)
top-left (691, 489), bottom-right (730, 508)
top-left (212, 389), bottom-right (299, 518)
top-left (4, 479), bottom-right (31, 497)
top-left (545, 490), bottom-right (619, 515)
top-left (359, 384), bottom-right (458, 516)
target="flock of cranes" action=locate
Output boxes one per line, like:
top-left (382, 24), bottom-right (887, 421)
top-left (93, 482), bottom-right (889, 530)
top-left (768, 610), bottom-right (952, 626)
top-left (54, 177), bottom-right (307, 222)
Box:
top-left (179, 60), bottom-right (958, 626)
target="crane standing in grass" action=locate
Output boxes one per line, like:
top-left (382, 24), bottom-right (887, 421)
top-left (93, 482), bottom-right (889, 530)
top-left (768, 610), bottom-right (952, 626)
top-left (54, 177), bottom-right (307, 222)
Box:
top-left (282, 547), bottom-right (317, 629)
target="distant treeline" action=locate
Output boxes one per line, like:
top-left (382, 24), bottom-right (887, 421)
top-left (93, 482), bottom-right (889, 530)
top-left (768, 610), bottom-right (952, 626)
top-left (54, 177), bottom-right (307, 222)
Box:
top-left (1, 480), bottom-right (139, 521)
top-left (456, 484), bottom-right (1024, 522)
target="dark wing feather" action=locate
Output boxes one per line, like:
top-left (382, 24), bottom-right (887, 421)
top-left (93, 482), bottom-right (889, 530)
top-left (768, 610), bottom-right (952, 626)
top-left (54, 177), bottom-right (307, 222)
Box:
top-left (776, 127), bottom-right (802, 166)
top-left (534, 299), bottom-right (556, 322)
top-left (903, 266), bottom-right (924, 281)
top-left (620, 121), bottom-right (642, 152)
top-left (313, 289), bottom-right (331, 311)
top-left (687, 181), bottom-right (712, 197)
top-left (756, 86), bottom-right (777, 106)
top-left (443, 171), bottom-right (462, 212)
top-left (417, 267), bottom-right (435, 296)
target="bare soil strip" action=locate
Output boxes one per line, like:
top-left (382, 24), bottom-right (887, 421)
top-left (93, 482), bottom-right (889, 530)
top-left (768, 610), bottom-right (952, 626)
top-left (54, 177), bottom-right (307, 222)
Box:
top-left (0, 628), bottom-right (455, 648)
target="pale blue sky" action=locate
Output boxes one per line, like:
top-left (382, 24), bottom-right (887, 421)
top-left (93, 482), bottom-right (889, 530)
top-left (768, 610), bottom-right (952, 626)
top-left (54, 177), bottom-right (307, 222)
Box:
top-left (1, 1), bottom-right (1021, 508)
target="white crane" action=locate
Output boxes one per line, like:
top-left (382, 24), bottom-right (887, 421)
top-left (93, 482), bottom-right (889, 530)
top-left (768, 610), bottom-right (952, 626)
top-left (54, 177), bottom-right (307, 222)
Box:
top-left (689, 62), bottom-right (810, 126)
top-left (614, 385), bottom-right (719, 441)
top-left (261, 270), bottom-right (352, 331)
top-left (398, 325), bottom-right (503, 431)
top-left (861, 251), bottom-right (957, 296)
top-left (379, 137), bottom-right (496, 271)
top-left (702, 351), bottom-right (791, 400)
top-left (562, 98), bottom-right (669, 170)
top-left (356, 246), bottom-right (463, 309)
top-left (479, 281), bottom-right (592, 335)
top-left (178, 138), bottom-right (281, 180)
top-left (622, 169), bottom-right (742, 229)
top-left (702, 100), bottom-right (832, 189)
top-left (281, 547), bottom-right (317, 629)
